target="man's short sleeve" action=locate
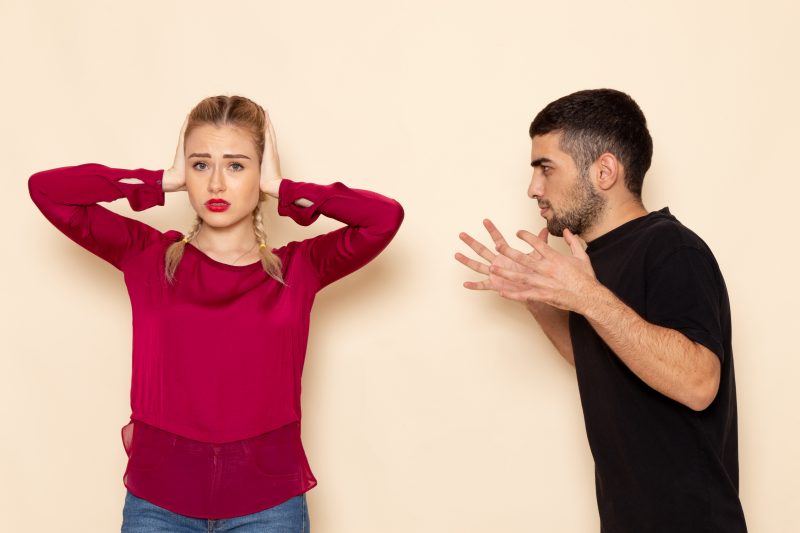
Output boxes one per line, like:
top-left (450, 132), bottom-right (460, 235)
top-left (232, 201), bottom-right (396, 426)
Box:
top-left (645, 245), bottom-right (725, 361)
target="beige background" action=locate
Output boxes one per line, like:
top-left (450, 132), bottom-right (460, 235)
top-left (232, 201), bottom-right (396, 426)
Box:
top-left (2, 0), bottom-right (798, 531)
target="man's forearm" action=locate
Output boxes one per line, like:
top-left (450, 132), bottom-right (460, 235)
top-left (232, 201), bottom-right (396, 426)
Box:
top-left (581, 284), bottom-right (720, 411)
top-left (526, 302), bottom-right (574, 366)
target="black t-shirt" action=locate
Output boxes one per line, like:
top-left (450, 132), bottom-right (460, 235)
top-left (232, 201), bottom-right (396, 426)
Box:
top-left (569, 208), bottom-right (747, 533)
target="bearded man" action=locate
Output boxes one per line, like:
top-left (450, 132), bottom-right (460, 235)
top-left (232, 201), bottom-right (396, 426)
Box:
top-left (456, 89), bottom-right (747, 533)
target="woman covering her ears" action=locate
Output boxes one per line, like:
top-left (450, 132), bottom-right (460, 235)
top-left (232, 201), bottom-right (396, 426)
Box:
top-left (29, 95), bottom-right (404, 532)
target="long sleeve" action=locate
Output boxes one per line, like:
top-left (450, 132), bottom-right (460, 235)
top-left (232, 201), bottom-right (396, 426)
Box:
top-left (277, 179), bottom-right (404, 289)
top-left (28, 163), bottom-right (166, 271)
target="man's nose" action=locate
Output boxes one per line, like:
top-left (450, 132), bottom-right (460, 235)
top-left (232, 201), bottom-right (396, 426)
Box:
top-left (528, 171), bottom-right (544, 199)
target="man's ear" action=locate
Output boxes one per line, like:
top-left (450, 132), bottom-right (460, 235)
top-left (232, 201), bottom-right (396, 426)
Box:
top-left (594, 152), bottom-right (620, 192)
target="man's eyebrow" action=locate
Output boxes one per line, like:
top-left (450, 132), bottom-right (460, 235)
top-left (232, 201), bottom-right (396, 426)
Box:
top-left (188, 153), bottom-right (252, 159)
top-left (531, 157), bottom-right (553, 167)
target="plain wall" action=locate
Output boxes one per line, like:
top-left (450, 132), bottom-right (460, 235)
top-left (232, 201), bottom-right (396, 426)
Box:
top-left (2, 0), bottom-right (798, 531)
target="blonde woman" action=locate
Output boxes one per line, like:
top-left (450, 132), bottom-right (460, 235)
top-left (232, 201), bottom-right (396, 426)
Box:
top-left (29, 95), bottom-right (404, 532)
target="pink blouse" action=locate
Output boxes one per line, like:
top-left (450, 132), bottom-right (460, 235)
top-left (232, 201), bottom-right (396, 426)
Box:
top-left (28, 163), bottom-right (404, 518)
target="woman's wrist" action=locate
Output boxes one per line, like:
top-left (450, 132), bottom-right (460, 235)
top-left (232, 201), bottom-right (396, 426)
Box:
top-left (264, 177), bottom-right (313, 208)
top-left (161, 168), bottom-right (185, 192)
top-left (264, 178), bottom-right (282, 199)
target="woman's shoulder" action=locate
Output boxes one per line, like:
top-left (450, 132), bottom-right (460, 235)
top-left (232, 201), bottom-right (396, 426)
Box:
top-left (271, 238), bottom-right (306, 258)
top-left (163, 229), bottom-right (184, 242)
top-left (271, 238), bottom-right (321, 280)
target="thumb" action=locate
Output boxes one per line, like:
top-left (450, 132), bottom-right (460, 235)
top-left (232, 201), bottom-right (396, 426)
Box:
top-left (563, 228), bottom-right (586, 257)
top-left (538, 227), bottom-right (549, 244)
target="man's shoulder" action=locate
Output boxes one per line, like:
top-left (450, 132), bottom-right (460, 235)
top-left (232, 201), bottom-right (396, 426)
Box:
top-left (639, 209), bottom-right (708, 247)
top-left (636, 209), bottom-right (718, 269)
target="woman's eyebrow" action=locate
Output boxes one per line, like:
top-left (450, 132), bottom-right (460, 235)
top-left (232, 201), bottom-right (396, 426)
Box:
top-left (188, 153), bottom-right (252, 159)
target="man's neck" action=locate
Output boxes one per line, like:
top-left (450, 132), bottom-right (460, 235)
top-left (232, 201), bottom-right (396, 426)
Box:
top-left (582, 196), bottom-right (648, 243)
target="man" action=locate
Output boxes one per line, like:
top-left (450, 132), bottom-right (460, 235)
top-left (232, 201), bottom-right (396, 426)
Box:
top-left (456, 89), bottom-right (747, 532)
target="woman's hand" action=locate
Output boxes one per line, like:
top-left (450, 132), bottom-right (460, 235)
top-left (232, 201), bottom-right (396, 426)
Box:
top-left (260, 109), bottom-right (312, 207)
top-left (260, 108), bottom-right (282, 197)
top-left (162, 114), bottom-right (188, 192)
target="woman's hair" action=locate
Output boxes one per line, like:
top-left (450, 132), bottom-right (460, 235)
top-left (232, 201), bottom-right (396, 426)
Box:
top-left (164, 95), bottom-right (284, 285)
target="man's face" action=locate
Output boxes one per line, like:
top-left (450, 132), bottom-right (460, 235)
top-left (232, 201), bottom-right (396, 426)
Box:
top-left (528, 132), bottom-right (605, 236)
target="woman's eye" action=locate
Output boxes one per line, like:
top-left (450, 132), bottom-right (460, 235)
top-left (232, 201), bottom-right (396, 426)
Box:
top-left (193, 162), bottom-right (208, 171)
top-left (230, 163), bottom-right (244, 171)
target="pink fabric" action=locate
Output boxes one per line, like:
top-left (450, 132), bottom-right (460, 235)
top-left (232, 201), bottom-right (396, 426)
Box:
top-left (121, 418), bottom-right (315, 519)
top-left (29, 163), bottom-right (404, 518)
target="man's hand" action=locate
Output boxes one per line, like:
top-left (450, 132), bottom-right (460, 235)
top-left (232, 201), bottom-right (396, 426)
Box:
top-left (456, 219), bottom-right (576, 365)
top-left (456, 219), bottom-right (549, 300)
top-left (490, 228), bottom-right (600, 313)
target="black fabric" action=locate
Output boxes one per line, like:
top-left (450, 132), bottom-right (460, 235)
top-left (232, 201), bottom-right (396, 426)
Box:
top-left (569, 207), bottom-right (747, 533)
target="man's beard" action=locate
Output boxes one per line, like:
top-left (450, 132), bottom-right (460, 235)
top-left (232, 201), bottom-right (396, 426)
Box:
top-left (543, 173), bottom-right (606, 236)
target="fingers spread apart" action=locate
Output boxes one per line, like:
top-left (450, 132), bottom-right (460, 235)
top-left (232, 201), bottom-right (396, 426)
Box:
top-left (459, 232), bottom-right (495, 263)
top-left (454, 252), bottom-right (490, 276)
top-left (495, 242), bottom-right (538, 269)
top-left (462, 279), bottom-right (493, 291)
top-left (483, 219), bottom-right (510, 248)
top-left (516, 229), bottom-right (554, 258)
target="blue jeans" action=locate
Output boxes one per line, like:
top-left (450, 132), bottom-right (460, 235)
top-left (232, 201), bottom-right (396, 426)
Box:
top-left (121, 490), bottom-right (310, 532)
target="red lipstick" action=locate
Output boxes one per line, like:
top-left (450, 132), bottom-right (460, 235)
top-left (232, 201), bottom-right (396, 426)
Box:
top-left (205, 198), bottom-right (230, 212)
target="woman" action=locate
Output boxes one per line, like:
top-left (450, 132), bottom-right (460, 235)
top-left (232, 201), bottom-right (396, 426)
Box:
top-left (28, 95), bottom-right (404, 532)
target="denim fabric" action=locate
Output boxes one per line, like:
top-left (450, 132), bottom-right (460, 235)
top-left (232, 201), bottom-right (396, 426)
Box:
top-left (121, 490), bottom-right (310, 532)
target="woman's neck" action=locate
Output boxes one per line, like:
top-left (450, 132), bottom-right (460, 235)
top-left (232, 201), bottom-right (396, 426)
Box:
top-left (193, 219), bottom-right (260, 264)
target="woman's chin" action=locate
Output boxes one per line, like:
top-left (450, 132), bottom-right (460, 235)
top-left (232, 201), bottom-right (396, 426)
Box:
top-left (195, 211), bottom-right (248, 229)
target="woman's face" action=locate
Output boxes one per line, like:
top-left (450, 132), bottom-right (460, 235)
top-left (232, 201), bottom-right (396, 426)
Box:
top-left (184, 123), bottom-right (261, 229)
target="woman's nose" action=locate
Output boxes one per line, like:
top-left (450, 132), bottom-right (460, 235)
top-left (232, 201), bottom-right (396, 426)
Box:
top-left (208, 165), bottom-right (226, 193)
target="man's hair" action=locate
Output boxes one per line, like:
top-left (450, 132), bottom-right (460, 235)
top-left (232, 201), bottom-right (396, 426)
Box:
top-left (529, 89), bottom-right (653, 197)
